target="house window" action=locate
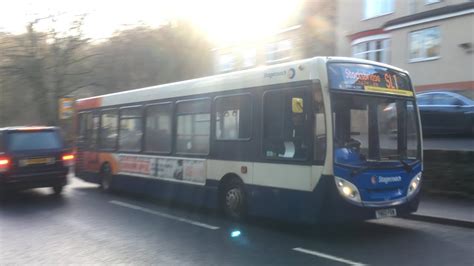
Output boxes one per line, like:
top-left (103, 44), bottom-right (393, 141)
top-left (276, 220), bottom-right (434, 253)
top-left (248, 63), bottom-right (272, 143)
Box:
top-left (364, 0), bottom-right (394, 19)
top-left (266, 39), bottom-right (292, 63)
top-left (352, 39), bottom-right (390, 63)
top-left (241, 48), bottom-right (257, 68)
top-left (217, 53), bottom-right (235, 73)
top-left (409, 27), bottom-right (440, 62)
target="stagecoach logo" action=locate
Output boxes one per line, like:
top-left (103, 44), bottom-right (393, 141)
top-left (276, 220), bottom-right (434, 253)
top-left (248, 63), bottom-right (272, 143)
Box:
top-left (371, 176), bottom-right (377, 184)
top-left (372, 175), bottom-right (402, 184)
top-left (264, 68), bottom-right (296, 79)
top-left (287, 68), bottom-right (296, 79)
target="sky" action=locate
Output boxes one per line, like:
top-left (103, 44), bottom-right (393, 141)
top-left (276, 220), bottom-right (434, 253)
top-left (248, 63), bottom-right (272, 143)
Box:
top-left (0, 0), bottom-right (304, 45)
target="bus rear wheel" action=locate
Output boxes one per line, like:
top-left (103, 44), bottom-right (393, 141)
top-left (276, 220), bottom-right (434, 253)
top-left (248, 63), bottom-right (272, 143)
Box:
top-left (222, 179), bottom-right (247, 220)
top-left (100, 163), bottom-right (113, 192)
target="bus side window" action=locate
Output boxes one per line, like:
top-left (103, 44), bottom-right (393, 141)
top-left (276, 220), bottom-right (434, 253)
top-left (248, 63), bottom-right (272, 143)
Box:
top-left (89, 114), bottom-right (100, 149)
top-left (119, 107), bottom-right (143, 152)
top-left (215, 94), bottom-right (251, 140)
top-left (78, 113), bottom-right (88, 141)
top-left (145, 103), bottom-right (172, 153)
top-left (263, 88), bottom-right (309, 160)
top-left (175, 99), bottom-right (211, 155)
top-left (99, 109), bottom-right (118, 150)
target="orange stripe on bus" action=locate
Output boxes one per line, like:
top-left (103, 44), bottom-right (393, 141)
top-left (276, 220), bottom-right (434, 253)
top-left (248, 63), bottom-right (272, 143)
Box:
top-left (76, 98), bottom-right (102, 111)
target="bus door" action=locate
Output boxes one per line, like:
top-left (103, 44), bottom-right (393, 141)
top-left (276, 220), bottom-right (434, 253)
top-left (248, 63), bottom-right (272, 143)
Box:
top-left (255, 86), bottom-right (313, 191)
top-left (76, 112), bottom-right (101, 173)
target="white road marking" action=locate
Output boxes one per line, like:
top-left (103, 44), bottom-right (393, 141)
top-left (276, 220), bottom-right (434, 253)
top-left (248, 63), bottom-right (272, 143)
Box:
top-left (293, 247), bottom-right (368, 266)
top-left (109, 200), bottom-right (220, 230)
top-left (73, 191), bottom-right (86, 196)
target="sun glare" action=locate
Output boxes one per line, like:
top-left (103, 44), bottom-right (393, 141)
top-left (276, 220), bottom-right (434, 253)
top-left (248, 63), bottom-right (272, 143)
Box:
top-left (175, 0), bottom-right (304, 45)
top-left (1, 0), bottom-right (304, 46)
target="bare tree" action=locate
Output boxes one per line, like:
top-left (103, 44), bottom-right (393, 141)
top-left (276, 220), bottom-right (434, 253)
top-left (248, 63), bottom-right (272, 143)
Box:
top-left (0, 15), bottom-right (98, 125)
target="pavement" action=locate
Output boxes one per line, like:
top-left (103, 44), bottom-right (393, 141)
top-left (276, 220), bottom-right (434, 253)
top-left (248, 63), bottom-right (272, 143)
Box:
top-left (422, 137), bottom-right (474, 151)
top-left (408, 195), bottom-right (474, 228)
top-left (1, 177), bottom-right (474, 265)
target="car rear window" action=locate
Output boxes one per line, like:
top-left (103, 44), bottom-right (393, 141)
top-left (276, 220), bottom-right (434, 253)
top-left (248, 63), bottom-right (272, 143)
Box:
top-left (7, 131), bottom-right (62, 151)
top-left (455, 90), bottom-right (473, 101)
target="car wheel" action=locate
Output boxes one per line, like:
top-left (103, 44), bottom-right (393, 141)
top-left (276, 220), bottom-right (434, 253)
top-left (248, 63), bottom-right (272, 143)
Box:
top-left (222, 179), bottom-right (247, 220)
top-left (52, 185), bottom-right (63, 195)
top-left (100, 163), bottom-right (113, 192)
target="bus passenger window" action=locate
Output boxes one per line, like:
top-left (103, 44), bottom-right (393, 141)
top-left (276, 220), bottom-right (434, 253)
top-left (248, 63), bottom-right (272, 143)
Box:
top-left (99, 110), bottom-right (118, 150)
top-left (145, 103), bottom-right (172, 153)
top-left (78, 113), bottom-right (88, 140)
top-left (263, 89), bottom-right (309, 160)
top-left (176, 99), bottom-right (210, 155)
top-left (119, 107), bottom-right (143, 152)
top-left (88, 114), bottom-right (99, 149)
top-left (215, 94), bottom-right (251, 140)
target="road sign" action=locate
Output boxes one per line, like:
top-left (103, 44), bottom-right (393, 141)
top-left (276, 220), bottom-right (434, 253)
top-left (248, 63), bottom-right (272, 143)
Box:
top-left (59, 97), bottom-right (74, 119)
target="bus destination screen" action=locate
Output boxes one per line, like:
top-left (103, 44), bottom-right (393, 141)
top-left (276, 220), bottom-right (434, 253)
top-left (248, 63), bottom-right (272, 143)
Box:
top-left (328, 63), bottom-right (414, 96)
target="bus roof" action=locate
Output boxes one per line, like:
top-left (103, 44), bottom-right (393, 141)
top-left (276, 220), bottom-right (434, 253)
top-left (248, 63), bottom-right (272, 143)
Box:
top-left (0, 126), bottom-right (57, 132)
top-left (76, 56), bottom-right (409, 110)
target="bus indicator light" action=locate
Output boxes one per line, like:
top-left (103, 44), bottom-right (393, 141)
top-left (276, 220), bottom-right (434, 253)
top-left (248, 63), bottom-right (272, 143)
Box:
top-left (0, 157), bottom-right (10, 173)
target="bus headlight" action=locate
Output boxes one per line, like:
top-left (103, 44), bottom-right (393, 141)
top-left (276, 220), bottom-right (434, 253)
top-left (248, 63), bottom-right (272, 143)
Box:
top-left (335, 177), bottom-right (361, 203)
top-left (407, 172), bottom-right (422, 197)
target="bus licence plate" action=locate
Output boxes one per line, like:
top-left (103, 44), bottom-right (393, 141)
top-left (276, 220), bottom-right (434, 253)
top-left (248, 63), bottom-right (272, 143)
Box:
top-left (375, 208), bottom-right (397, 219)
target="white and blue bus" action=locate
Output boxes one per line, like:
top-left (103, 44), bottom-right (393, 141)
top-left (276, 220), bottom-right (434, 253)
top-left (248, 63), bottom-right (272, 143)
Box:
top-left (75, 57), bottom-right (422, 223)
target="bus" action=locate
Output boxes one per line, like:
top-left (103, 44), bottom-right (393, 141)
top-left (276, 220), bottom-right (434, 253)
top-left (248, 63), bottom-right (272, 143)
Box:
top-left (74, 57), bottom-right (422, 223)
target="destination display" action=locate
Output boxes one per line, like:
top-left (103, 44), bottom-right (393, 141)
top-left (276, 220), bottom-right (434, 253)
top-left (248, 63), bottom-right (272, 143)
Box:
top-left (328, 63), bottom-right (414, 96)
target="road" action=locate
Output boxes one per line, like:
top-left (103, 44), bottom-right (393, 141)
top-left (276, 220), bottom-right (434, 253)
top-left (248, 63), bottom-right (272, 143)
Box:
top-left (1, 178), bottom-right (473, 265)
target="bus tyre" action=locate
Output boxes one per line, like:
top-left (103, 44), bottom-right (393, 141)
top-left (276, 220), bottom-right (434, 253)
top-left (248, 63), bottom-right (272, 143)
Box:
top-left (100, 163), bottom-right (113, 192)
top-left (52, 185), bottom-right (63, 195)
top-left (222, 179), bottom-right (247, 220)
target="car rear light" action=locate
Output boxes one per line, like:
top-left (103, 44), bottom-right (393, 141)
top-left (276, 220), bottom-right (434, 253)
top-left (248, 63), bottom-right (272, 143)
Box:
top-left (62, 154), bottom-right (75, 167)
top-left (0, 157), bottom-right (10, 173)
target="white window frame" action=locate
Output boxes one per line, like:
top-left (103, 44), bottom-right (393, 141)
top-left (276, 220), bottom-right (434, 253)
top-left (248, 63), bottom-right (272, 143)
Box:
top-left (363, 0), bottom-right (394, 20)
top-left (217, 53), bottom-right (235, 73)
top-left (266, 39), bottom-right (293, 64)
top-left (408, 26), bottom-right (441, 63)
top-left (241, 48), bottom-right (257, 69)
top-left (351, 34), bottom-right (391, 63)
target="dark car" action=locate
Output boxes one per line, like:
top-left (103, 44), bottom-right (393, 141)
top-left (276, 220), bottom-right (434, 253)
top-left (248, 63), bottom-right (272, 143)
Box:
top-left (0, 127), bottom-right (74, 196)
top-left (416, 90), bottom-right (474, 136)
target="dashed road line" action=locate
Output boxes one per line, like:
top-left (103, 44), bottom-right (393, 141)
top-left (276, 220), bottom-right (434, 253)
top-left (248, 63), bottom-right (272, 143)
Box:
top-left (109, 200), bottom-right (220, 230)
top-left (293, 247), bottom-right (367, 266)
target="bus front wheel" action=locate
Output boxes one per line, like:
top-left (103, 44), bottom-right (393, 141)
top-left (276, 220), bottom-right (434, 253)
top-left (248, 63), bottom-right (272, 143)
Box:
top-left (221, 179), bottom-right (247, 220)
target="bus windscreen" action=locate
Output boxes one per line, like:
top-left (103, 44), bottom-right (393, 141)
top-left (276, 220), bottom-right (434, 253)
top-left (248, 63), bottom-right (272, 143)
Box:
top-left (328, 63), bottom-right (413, 96)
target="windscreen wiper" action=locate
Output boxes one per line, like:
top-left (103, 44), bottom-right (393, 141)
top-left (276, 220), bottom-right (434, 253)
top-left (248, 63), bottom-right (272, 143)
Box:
top-left (399, 159), bottom-right (413, 173)
top-left (350, 166), bottom-right (370, 177)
